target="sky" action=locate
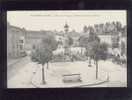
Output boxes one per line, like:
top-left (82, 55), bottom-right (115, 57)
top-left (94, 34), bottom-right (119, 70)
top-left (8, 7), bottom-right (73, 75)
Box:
top-left (7, 10), bottom-right (127, 32)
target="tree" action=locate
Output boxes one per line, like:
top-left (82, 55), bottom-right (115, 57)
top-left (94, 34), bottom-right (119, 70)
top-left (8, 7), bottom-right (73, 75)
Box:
top-left (32, 44), bottom-right (36, 49)
top-left (41, 34), bottom-right (58, 51)
top-left (79, 33), bottom-right (108, 79)
top-left (79, 31), bottom-right (100, 66)
top-left (41, 34), bottom-right (58, 69)
top-left (83, 25), bottom-right (88, 33)
top-left (121, 41), bottom-right (126, 56)
top-left (67, 36), bottom-right (73, 56)
top-left (31, 45), bottom-right (52, 84)
top-left (87, 30), bottom-right (100, 66)
top-left (79, 27), bottom-right (99, 48)
top-left (111, 33), bottom-right (120, 49)
top-left (68, 36), bottom-right (73, 46)
top-left (92, 42), bottom-right (108, 79)
top-left (79, 35), bottom-right (89, 55)
top-left (31, 34), bottom-right (58, 84)
top-left (79, 35), bottom-right (89, 48)
top-left (116, 21), bottom-right (122, 32)
top-left (105, 22), bottom-right (112, 33)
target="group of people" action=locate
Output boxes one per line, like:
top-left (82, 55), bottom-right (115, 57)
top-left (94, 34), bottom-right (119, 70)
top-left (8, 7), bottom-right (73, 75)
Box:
top-left (111, 48), bottom-right (127, 65)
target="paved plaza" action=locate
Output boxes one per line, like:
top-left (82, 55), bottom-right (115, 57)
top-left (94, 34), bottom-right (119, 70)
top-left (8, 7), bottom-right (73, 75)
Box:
top-left (7, 56), bottom-right (127, 88)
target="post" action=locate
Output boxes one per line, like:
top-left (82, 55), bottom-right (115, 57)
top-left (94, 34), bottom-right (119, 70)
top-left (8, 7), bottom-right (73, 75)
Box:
top-left (96, 60), bottom-right (98, 79)
top-left (42, 64), bottom-right (46, 84)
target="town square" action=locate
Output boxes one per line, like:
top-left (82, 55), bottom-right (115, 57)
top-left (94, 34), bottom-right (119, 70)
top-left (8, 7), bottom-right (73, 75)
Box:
top-left (7, 11), bottom-right (127, 88)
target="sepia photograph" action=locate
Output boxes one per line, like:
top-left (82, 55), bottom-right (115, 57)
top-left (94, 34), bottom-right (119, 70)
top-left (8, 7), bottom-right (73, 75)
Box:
top-left (7, 10), bottom-right (127, 88)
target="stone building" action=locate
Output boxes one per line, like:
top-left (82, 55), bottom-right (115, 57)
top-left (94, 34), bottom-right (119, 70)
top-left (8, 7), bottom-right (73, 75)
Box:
top-left (98, 34), bottom-right (112, 46)
top-left (25, 30), bottom-right (55, 50)
top-left (7, 23), bottom-right (57, 57)
top-left (7, 23), bottom-right (26, 58)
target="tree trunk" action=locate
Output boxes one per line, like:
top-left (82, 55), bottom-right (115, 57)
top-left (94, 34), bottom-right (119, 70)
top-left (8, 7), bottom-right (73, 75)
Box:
top-left (89, 57), bottom-right (91, 65)
top-left (47, 62), bottom-right (49, 69)
top-left (42, 64), bottom-right (46, 84)
top-left (88, 57), bottom-right (92, 67)
top-left (81, 48), bottom-right (82, 55)
top-left (95, 60), bottom-right (98, 79)
top-left (69, 47), bottom-right (71, 62)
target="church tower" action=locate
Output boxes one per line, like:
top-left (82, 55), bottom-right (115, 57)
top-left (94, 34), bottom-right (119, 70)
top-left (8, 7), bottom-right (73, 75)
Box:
top-left (64, 22), bottom-right (69, 34)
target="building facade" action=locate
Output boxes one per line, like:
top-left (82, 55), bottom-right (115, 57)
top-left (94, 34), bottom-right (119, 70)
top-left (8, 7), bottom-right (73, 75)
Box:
top-left (25, 30), bottom-right (56, 50)
top-left (7, 23), bottom-right (26, 58)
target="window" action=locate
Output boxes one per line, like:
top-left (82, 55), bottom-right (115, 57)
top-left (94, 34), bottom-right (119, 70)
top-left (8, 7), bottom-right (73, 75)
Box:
top-left (19, 40), bottom-right (24, 43)
top-left (20, 45), bottom-right (23, 50)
